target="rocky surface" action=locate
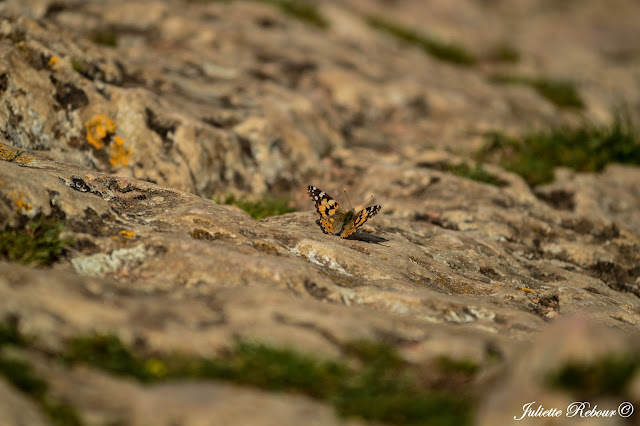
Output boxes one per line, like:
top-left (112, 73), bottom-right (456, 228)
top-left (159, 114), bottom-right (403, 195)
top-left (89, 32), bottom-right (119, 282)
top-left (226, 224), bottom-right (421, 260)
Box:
top-left (1, 0), bottom-right (640, 425)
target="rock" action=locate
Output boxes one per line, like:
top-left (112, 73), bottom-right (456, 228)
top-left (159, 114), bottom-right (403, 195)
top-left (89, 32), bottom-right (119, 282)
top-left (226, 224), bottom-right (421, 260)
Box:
top-left (1, 0), bottom-right (640, 424)
top-left (0, 378), bottom-right (49, 426)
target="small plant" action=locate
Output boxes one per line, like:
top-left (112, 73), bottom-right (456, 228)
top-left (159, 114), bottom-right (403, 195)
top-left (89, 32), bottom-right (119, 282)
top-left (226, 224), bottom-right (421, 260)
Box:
top-left (90, 30), bottom-right (118, 47)
top-left (0, 218), bottom-right (73, 266)
top-left (487, 42), bottom-right (520, 63)
top-left (215, 193), bottom-right (296, 219)
top-left (0, 319), bottom-right (25, 347)
top-left (547, 353), bottom-right (639, 397)
top-left (366, 15), bottom-right (476, 66)
top-left (489, 73), bottom-right (584, 109)
top-left (480, 112), bottom-right (640, 185)
top-left (442, 163), bottom-right (505, 187)
top-left (260, 0), bottom-right (329, 28)
top-left (0, 321), bottom-right (83, 426)
top-left (436, 356), bottom-right (479, 376)
top-left (6, 150), bottom-right (24, 161)
top-left (62, 334), bottom-right (473, 425)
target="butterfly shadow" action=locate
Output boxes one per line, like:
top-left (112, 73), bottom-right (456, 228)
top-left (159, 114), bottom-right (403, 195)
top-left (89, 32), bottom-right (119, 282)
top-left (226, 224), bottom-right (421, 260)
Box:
top-left (314, 219), bottom-right (387, 244)
top-left (346, 232), bottom-right (388, 244)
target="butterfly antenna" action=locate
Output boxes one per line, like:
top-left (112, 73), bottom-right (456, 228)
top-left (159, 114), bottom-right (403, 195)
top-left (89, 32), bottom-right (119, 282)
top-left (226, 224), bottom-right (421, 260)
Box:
top-left (343, 188), bottom-right (353, 209)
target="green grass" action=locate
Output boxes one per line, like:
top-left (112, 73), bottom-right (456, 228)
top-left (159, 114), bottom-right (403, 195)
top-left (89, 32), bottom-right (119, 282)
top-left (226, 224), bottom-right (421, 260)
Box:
top-left (0, 320), bottom-right (25, 347)
top-left (436, 356), bottom-right (479, 376)
top-left (366, 15), bottom-right (476, 66)
top-left (480, 113), bottom-right (640, 185)
top-left (63, 334), bottom-right (473, 426)
top-left (0, 321), bottom-right (83, 426)
top-left (547, 353), bottom-right (640, 397)
top-left (215, 193), bottom-right (296, 219)
top-left (442, 163), bottom-right (505, 186)
top-left (70, 59), bottom-right (86, 74)
top-left (489, 73), bottom-right (584, 109)
top-left (198, 0), bottom-right (328, 28)
top-left (0, 218), bottom-right (73, 266)
top-left (90, 30), bottom-right (118, 47)
top-left (261, 0), bottom-right (329, 28)
top-left (487, 42), bottom-right (520, 63)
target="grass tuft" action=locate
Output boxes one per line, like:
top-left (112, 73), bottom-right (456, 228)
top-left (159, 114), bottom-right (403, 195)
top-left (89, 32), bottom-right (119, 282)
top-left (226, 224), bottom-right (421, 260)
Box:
top-left (489, 73), bottom-right (584, 109)
top-left (487, 42), bottom-right (520, 63)
top-left (0, 218), bottom-right (73, 266)
top-left (547, 353), bottom-right (640, 397)
top-left (0, 321), bottom-right (83, 425)
top-left (62, 334), bottom-right (473, 425)
top-left (480, 112), bottom-right (640, 185)
top-left (366, 15), bottom-right (476, 66)
top-left (215, 193), bottom-right (296, 219)
top-left (261, 0), bottom-right (329, 28)
top-left (90, 30), bottom-right (118, 47)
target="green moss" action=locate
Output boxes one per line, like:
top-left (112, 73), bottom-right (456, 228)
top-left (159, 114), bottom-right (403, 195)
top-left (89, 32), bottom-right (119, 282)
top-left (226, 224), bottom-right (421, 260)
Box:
top-left (489, 73), bottom-right (584, 109)
top-left (70, 59), bottom-right (86, 74)
top-left (480, 113), bottom-right (640, 185)
top-left (42, 401), bottom-right (84, 426)
top-left (62, 334), bottom-right (473, 425)
top-left (436, 356), bottom-right (479, 376)
top-left (198, 0), bottom-right (328, 28)
top-left (0, 320), bottom-right (25, 347)
top-left (0, 356), bottom-right (83, 425)
top-left (442, 163), bottom-right (505, 186)
top-left (0, 358), bottom-right (48, 399)
top-left (366, 15), bottom-right (476, 66)
top-left (63, 334), bottom-right (152, 382)
top-left (487, 42), bottom-right (520, 63)
top-left (90, 31), bottom-right (118, 47)
top-left (547, 353), bottom-right (640, 397)
top-left (214, 193), bottom-right (296, 219)
top-left (0, 218), bottom-right (73, 266)
top-left (260, 0), bottom-right (328, 28)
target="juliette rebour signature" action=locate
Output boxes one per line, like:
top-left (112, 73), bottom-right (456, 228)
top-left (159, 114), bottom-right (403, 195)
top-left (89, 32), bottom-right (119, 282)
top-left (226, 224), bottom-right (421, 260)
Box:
top-left (514, 401), bottom-right (634, 420)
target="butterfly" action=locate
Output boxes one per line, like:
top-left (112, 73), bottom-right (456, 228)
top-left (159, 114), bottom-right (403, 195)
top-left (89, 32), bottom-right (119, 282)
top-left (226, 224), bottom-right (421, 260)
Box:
top-left (307, 185), bottom-right (381, 238)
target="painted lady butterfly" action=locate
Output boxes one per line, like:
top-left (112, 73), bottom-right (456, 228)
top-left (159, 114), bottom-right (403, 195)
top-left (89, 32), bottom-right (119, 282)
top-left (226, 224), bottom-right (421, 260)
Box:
top-left (307, 185), bottom-right (381, 238)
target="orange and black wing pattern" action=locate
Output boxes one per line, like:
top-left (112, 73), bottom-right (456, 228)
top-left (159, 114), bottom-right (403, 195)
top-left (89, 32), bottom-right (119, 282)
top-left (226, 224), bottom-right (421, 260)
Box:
top-left (307, 185), bottom-right (345, 235)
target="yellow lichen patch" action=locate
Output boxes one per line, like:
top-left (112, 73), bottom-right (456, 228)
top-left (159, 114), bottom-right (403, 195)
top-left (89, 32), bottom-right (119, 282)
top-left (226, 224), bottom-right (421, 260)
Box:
top-left (47, 56), bottom-right (60, 70)
top-left (9, 190), bottom-right (33, 213)
top-left (119, 230), bottom-right (136, 239)
top-left (0, 144), bottom-right (33, 164)
top-left (85, 113), bottom-right (117, 149)
top-left (520, 287), bottom-right (537, 294)
top-left (109, 136), bottom-right (132, 167)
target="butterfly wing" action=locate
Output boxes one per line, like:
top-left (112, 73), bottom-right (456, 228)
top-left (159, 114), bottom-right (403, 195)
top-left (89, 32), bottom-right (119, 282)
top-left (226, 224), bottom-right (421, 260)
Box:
top-left (307, 185), bottom-right (346, 235)
top-left (339, 205), bottom-right (381, 238)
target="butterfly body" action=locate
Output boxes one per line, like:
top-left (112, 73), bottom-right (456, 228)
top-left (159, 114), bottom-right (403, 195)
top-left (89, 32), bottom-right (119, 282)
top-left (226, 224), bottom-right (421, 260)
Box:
top-left (307, 185), bottom-right (381, 238)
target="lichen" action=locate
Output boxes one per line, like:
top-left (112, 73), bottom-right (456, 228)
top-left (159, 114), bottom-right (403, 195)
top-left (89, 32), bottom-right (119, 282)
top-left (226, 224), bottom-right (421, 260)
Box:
top-left (0, 144), bottom-right (32, 164)
top-left (84, 113), bottom-right (116, 150)
top-left (109, 136), bottom-right (132, 167)
top-left (84, 114), bottom-right (131, 167)
top-left (9, 190), bottom-right (33, 213)
top-left (47, 56), bottom-right (60, 70)
top-left (118, 230), bottom-right (136, 240)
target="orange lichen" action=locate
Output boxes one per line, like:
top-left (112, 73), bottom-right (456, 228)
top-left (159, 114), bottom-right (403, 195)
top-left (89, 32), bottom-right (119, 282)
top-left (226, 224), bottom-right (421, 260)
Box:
top-left (0, 144), bottom-right (33, 164)
top-left (47, 56), bottom-right (60, 70)
top-left (84, 113), bottom-right (117, 149)
top-left (109, 136), bottom-right (132, 167)
top-left (520, 287), bottom-right (537, 294)
top-left (9, 190), bottom-right (33, 212)
top-left (118, 230), bottom-right (136, 239)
